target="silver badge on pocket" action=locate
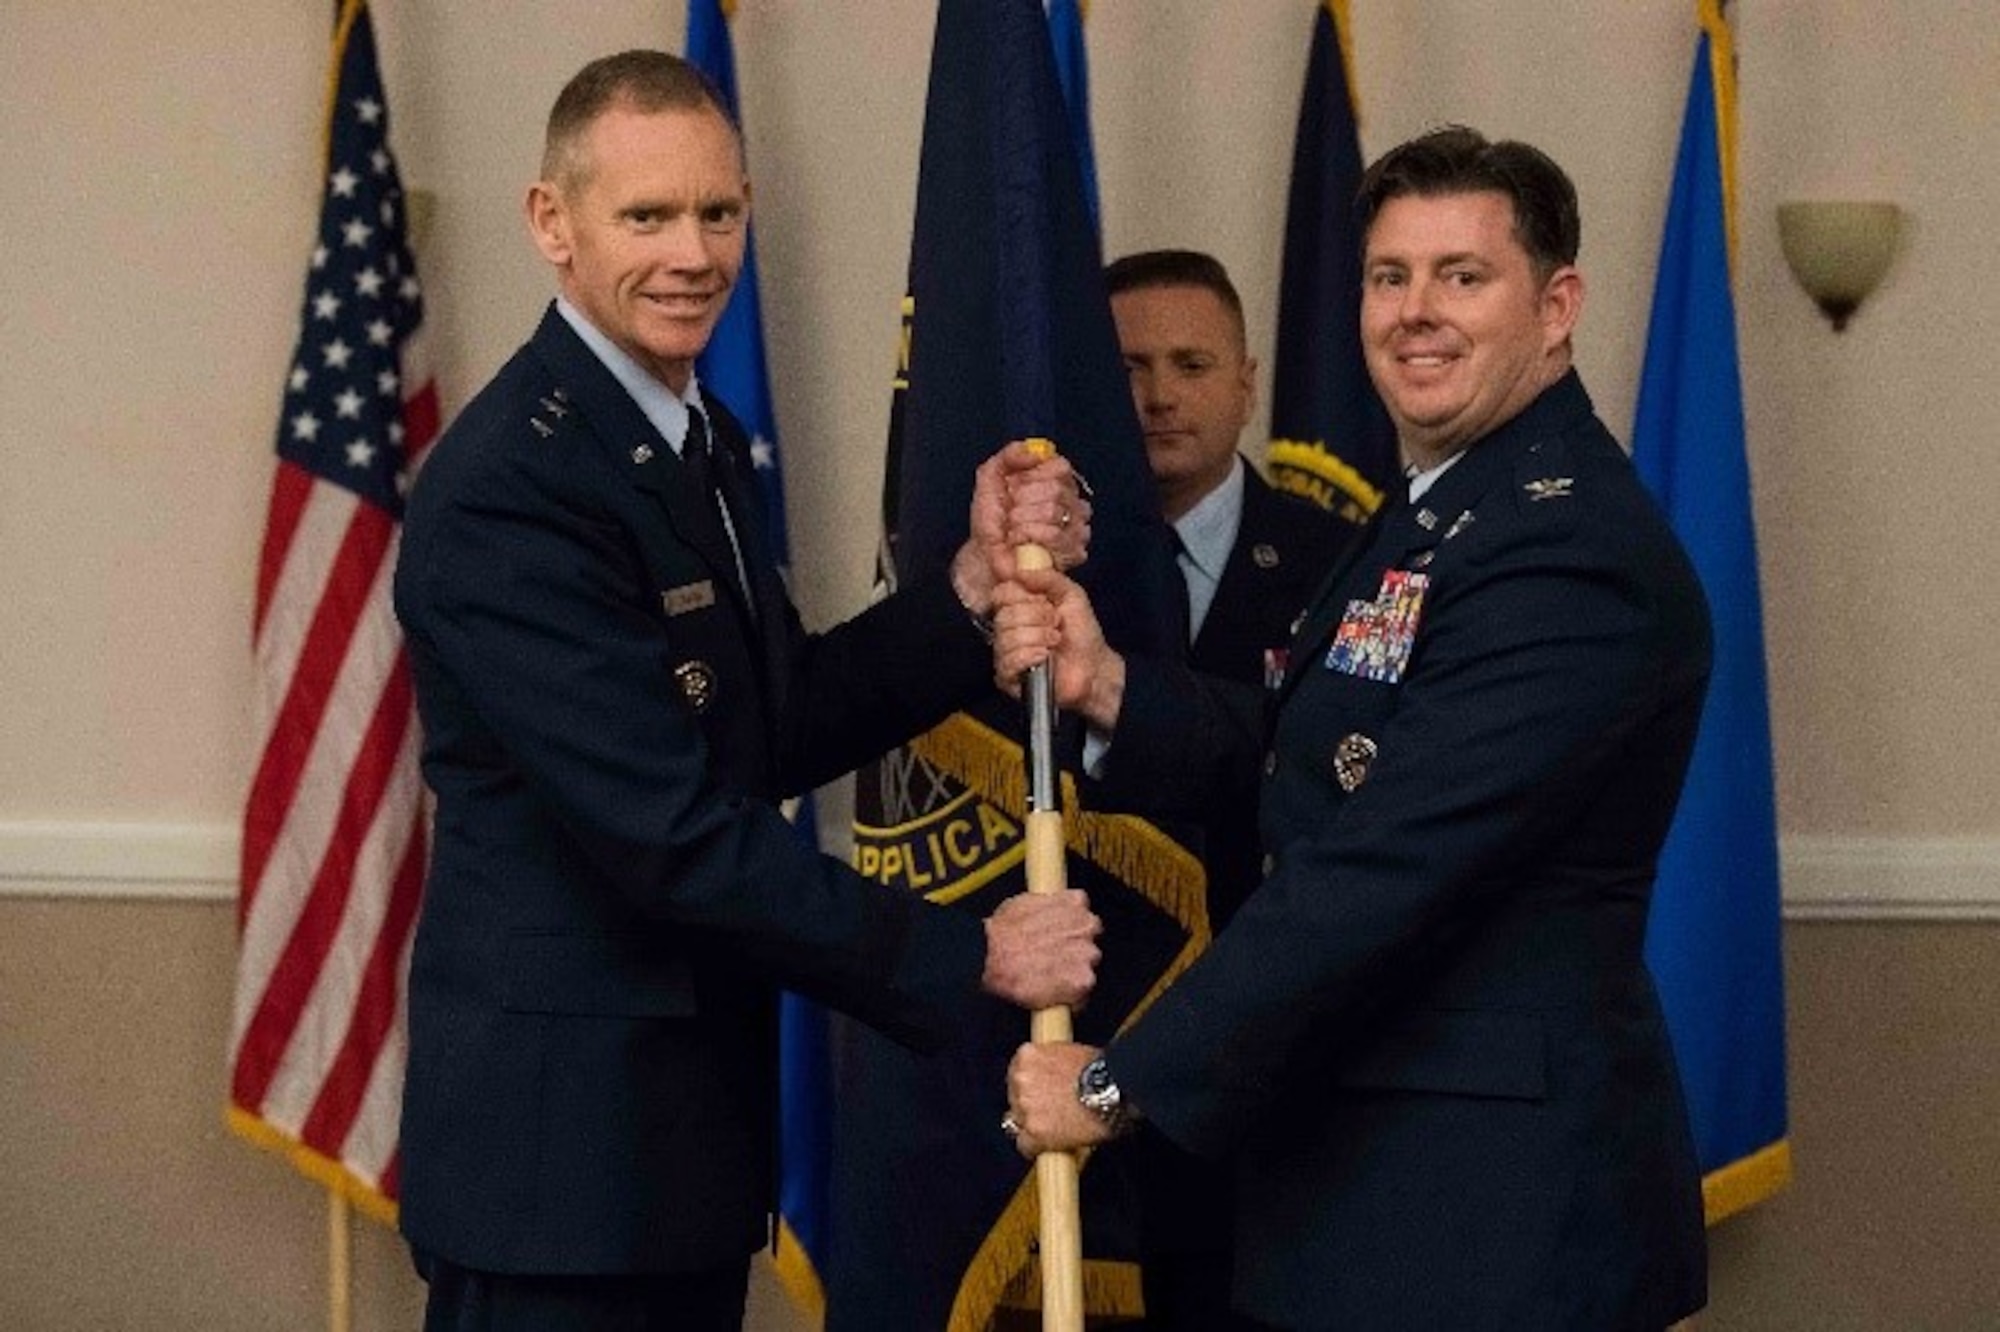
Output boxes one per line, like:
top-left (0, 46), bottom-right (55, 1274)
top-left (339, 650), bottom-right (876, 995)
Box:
top-left (1332, 732), bottom-right (1378, 793)
top-left (674, 660), bottom-right (718, 714)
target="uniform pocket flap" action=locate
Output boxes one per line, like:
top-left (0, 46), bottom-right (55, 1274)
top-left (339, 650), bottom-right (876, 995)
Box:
top-left (500, 931), bottom-right (697, 1017)
top-left (1333, 1007), bottom-right (1547, 1101)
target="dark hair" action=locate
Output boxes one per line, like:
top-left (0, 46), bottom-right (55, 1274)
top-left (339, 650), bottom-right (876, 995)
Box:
top-left (542, 50), bottom-right (736, 187)
top-left (1358, 125), bottom-right (1581, 278)
top-left (1103, 249), bottom-right (1246, 339)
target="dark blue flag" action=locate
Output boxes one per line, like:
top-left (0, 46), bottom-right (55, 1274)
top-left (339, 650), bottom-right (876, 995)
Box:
top-left (1632, 0), bottom-right (1791, 1224)
top-left (684, 0), bottom-right (835, 1312)
top-left (1265, 0), bottom-right (1397, 529)
top-left (833, 2), bottom-right (1199, 1327)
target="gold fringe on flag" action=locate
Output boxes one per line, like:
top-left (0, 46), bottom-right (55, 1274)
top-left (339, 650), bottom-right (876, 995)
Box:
top-left (910, 712), bottom-right (1210, 1330)
top-left (1704, 1138), bottom-right (1793, 1226)
top-left (1267, 437), bottom-right (1388, 519)
top-left (226, 1105), bottom-right (398, 1227)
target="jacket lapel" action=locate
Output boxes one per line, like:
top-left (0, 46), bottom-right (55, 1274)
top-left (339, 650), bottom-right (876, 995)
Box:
top-left (526, 307), bottom-right (759, 631)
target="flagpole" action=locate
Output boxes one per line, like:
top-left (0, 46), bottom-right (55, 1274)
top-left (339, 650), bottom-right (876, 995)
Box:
top-left (1016, 437), bottom-right (1085, 1332)
top-left (327, 1190), bottom-right (351, 1332)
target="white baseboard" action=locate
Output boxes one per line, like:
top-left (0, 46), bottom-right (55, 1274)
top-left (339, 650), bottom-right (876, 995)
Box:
top-left (1, 821), bottom-right (1995, 922)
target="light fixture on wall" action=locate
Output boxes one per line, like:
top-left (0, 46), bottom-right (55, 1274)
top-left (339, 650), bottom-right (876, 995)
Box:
top-left (1776, 201), bottom-right (1904, 332)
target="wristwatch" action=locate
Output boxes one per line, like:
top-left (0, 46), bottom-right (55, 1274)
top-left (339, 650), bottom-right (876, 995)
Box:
top-left (1076, 1055), bottom-right (1141, 1138)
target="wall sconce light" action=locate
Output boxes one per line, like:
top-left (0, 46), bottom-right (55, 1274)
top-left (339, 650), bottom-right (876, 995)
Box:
top-left (1776, 201), bottom-right (1904, 332)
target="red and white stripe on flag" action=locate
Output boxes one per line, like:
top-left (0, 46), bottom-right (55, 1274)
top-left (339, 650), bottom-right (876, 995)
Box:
top-left (228, 0), bottom-right (438, 1219)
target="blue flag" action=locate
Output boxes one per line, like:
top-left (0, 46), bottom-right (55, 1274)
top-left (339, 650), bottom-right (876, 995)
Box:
top-left (684, 0), bottom-right (833, 1311)
top-left (833, 2), bottom-right (1198, 1328)
top-left (1045, 0), bottom-right (1100, 234)
top-left (1265, 0), bottom-right (1396, 529)
top-left (1632, 0), bottom-right (1791, 1225)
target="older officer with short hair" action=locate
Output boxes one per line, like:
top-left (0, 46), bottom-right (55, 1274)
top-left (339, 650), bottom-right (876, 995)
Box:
top-left (396, 49), bottom-right (1101, 1332)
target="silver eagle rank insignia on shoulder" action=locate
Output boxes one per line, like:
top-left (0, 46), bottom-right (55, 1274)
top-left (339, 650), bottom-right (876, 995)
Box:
top-left (1522, 476), bottom-right (1575, 502)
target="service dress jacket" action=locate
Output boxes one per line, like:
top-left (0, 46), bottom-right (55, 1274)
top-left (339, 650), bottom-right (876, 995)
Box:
top-left (394, 306), bottom-right (993, 1276)
top-left (1100, 372), bottom-right (1711, 1331)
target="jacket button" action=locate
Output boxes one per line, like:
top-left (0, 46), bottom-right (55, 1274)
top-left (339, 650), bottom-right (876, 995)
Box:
top-left (1261, 853), bottom-right (1275, 876)
top-left (1262, 752), bottom-right (1277, 778)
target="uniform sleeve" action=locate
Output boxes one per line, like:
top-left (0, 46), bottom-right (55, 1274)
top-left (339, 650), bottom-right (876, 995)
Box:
top-left (769, 571), bottom-right (995, 795)
top-left (1086, 657), bottom-right (1267, 820)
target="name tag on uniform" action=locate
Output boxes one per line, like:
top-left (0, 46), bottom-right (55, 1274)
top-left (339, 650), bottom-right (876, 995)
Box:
top-left (1326, 569), bottom-right (1429, 683)
top-left (662, 580), bottom-right (717, 617)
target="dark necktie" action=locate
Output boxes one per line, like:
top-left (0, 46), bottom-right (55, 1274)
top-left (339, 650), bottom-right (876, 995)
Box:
top-left (1170, 529), bottom-right (1197, 648)
top-left (679, 407), bottom-right (745, 604)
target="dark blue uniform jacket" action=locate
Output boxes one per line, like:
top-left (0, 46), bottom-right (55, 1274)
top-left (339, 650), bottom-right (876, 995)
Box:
top-left (1100, 373), bottom-right (1711, 1331)
top-left (394, 306), bottom-right (992, 1275)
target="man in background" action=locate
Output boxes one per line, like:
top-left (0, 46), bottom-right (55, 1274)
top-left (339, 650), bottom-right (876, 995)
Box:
top-left (1101, 248), bottom-right (1349, 1329)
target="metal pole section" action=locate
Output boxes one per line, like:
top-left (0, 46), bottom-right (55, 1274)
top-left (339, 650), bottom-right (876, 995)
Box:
top-left (1015, 438), bottom-right (1084, 1332)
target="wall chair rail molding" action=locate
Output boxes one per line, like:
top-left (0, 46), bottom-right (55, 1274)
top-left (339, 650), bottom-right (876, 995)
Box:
top-left (3, 823), bottom-right (1996, 921)
top-left (1780, 835), bottom-right (2000, 923)
top-left (0, 820), bottom-right (237, 902)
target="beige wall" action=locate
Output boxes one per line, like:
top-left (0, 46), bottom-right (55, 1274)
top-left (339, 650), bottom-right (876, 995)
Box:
top-left (3, 1), bottom-right (1996, 1328)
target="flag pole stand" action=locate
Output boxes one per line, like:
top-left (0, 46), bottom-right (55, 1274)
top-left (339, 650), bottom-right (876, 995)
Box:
top-left (328, 1188), bottom-right (352, 1332)
top-left (1017, 438), bottom-right (1085, 1332)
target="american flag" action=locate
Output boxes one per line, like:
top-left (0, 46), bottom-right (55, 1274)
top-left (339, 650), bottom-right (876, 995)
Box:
top-left (228, 0), bottom-right (438, 1216)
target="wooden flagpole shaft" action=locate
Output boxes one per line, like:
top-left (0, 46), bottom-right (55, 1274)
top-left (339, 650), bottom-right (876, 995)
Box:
top-left (328, 1189), bottom-right (352, 1332)
top-left (1016, 438), bottom-right (1085, 1332)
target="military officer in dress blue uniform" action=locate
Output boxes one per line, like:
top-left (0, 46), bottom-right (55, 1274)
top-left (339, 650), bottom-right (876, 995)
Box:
top-left (1103, 248), bottom-right (1351, 1330)
top-left (996, 127), bottom-right (1711, 1332)
top-left (394, 51), bottom-right (1102, 1332)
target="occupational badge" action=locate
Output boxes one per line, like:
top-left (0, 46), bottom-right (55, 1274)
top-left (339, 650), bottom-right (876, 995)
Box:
top-left (1332, 732), bottom-right (1379, 793)
top-left (673, 659), bottom-right (718, 714)
top-left (1325, 568), bottom-right (1429, 683)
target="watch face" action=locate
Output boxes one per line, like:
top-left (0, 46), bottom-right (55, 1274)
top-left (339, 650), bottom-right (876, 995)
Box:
top-left (1079, 1057), bottom-right (1120, 1116)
